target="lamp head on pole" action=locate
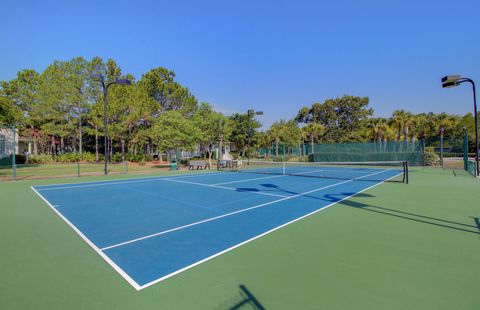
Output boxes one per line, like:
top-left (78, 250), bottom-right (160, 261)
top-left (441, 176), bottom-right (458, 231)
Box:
top-left (247, 109), bottom-right (263, 116)
top-left (441, 75), bottom-right (461, 88)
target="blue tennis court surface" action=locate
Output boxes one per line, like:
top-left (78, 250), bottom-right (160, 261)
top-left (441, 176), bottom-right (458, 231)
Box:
top-left (32, 166), bottom-right (402, 290)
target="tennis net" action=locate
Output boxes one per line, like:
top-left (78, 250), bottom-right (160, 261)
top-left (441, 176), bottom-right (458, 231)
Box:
top-left (217, 160), bottom-right (409, 183)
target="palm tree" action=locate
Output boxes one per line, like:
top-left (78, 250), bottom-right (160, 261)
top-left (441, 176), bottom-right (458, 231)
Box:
top-left (303, 123), bottom-right (324, 154)
top-left (410, 114), bottom-right (429, 141)
top-left (365, 118), bottom-right (389, 143)
top-left (390, 110), bottom-right (413, 142)
top-left (267, 120), bottom-right (287, 157)
top-left (434, 113), bottom-right (457, 136)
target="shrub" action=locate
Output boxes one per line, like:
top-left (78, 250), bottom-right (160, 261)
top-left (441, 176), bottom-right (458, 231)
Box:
top-left (125, 153), bottom-right (154, 162)
top-left (56, 153), bottom-right (81, 163)
top-left (424, 146), bottom-right (435, 153)
top-left (27, 154), bottom-right (53, 164)
top-left (0, 155), bottom-right (27, 165)
top-left (111, 153), bottom-right (124, 163)
top-left (423, 152), bottom-right (440, 166)
top-left (80, 152), bottom-right (96, 162)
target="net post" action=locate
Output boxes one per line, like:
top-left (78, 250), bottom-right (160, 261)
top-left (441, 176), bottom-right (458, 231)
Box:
top-left (403, 161), bottom-right (409, 184)
top-left (282, 162), bottom-right (286, 175)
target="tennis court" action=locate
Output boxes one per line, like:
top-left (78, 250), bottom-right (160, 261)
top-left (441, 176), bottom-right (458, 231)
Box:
top-left (32, 161), bottom-right (406, 290)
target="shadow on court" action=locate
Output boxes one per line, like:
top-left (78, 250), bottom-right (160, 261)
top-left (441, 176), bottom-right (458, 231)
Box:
top-left (216, 285), bottom-right (266, 310)
top-left (334, 192), bottom-right (480, 235)
top-left (235, 182), bottom-right (479, 235)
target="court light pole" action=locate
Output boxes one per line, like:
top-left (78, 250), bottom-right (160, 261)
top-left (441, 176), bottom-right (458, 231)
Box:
top-left (439, 126), bottom-right (444, 168)
top-left (91, 74), bottom-right (132, 175)
top-left (441, 75), bottom-right (478, 176)
top-left (247, 109), bottom-right (263, 163)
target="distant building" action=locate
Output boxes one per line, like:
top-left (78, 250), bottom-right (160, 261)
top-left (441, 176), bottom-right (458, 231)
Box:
top-left (0, 127), bottom-right (18, 160)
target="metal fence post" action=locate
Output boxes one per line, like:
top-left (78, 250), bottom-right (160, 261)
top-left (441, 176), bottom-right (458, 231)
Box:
top-left (463, 128), bottom-right (468, 171)
top-left (12, 125), bottom-right (16, 181)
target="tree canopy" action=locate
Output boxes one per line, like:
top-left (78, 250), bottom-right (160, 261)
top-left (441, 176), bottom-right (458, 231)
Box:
top-left (0, 56), bottom-right (477, 161)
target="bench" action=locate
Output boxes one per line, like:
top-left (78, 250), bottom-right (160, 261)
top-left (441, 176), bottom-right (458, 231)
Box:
top-left (217, 160), bottom-right (233, 169)
top-left (188, 160), bottom-right (210, 170)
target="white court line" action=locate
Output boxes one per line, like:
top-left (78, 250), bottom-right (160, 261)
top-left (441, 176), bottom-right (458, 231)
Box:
top-left (34, 171), bottom-right (227, 191)
top-left (101, 169), bottom-right (389, 251)
top-left (138, 170), bottom-right (402, 290)
top-left (211, 174), bottom-right (287, 185)
top-left (162, 178), bottom-right (289, 198)
top-left (290, 169), bottom-right (326, 175)
top-left (212, 169), bottom-right (328, 185)
top-left (32, 167), bottom-right (399, 291)
top-left (31, 186), bottom-right (142, 290)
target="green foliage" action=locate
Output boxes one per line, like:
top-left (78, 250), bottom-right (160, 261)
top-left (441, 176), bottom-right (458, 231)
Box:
top-left (80, 152), bottom-right (96, 162)
top-left (111, 153), bottom-right (123, 163)
top-left (193, 102), bottom-right (232, 162)
top-left (125, 153), bottom-right (153, 162)
top-left (1, 56), bottom-right (476, 167)
top-left (138, 67), bottom-right (198, 117)
top-left (0, 96), bottom-right (21, 125)
top-left (27, 154), bottom-right (53, 164)
top-left (423, 152), bottom-right (440, 166)
top-left (296, 95), bottom-right (373, 142)
top-left (0, 155), bottom-right (27, 166)
top-left (265, 119), bottom-right (302, 157)
top-left (424, 146), bottom-right (435, 153)
top-left (56, 153), bottom-right (80, 163)
top-left (45, 152), bottom-right (96, 163)
top-left (153, 110), bottom-right (200, 153)
top-left (228, 113), bottom-right (262, 156)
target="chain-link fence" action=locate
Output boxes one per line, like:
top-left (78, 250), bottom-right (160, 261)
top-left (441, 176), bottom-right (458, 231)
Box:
top-left (259, 141), bottom-right (424, 165)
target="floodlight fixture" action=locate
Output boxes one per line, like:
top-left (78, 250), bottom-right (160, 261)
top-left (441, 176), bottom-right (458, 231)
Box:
top-left (441, 74), bottom-right (478, 176)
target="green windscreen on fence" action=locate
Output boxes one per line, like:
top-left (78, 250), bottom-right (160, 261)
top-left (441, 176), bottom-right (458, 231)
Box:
top-left (259, 141), bottom-right (424, 165)
top-left (466, 160), bottom-right (477, 177)
top-left (307, 141), bottom-right (424, 165)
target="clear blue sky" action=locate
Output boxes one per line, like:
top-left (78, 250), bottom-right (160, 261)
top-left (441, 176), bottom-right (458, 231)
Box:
top-left (1, 0), bottom-right (479, 128)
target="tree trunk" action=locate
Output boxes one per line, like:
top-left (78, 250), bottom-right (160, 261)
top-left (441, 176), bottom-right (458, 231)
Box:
top-left (60, 136), bottom-right (65, 154)
top-left (219, 135), bottom-right (224, 160)
top-left (95, 123), bottom-right (99, 161)
top-left (51, 135), bottom-right (56, 158)
top-left (311, 135), bottom-right (314, 154)
top-left (275, 138), bottom-right (279, 156)
top-left (109, 137), bottom-right (113, 160)
top-left (377, 130), bottom-right (383, 144)
top-left (397, 125), bottom-right (401, 141)
top-left (121, 137), bottom-right (125, 161)
top-left (31, 125), bottom-right (38, 155)
top-left (78, 105), bottom-right (83, 158)
top-left (207, 148), bottom-right (212, 166)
